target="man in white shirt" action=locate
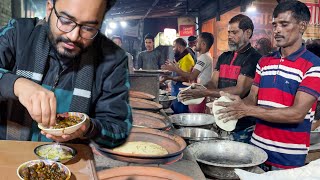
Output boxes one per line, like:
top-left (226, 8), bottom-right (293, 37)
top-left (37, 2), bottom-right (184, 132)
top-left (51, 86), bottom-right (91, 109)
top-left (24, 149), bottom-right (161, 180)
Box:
top-left (162, 32), bottom-right (215, 112)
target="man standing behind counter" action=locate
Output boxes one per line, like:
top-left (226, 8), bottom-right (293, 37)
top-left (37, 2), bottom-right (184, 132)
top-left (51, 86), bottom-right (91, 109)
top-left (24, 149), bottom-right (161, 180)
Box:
top-left (0, 0), bottom-right (132, 147)
top-left (180, 14), bottom-right (261, 142)
top-left (217, 1), bottom-right (320, 170)
top-left (137, 34), bottom-right (163, 70)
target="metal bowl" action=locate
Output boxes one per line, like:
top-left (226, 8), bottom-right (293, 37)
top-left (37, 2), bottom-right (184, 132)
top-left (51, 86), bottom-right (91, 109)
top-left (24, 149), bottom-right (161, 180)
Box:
top-left (169, 113), bottom-right (215, 129)
top-left (34, 143), bottom-right (77, 164)
top-left (174, 128), bottom-right (219, 141)
top-left (311, 131), bottom-right (320, 145)
top-left (159, 95), bottom-right (176, 109)
top-left (188, 140), bottom-right (268, 168)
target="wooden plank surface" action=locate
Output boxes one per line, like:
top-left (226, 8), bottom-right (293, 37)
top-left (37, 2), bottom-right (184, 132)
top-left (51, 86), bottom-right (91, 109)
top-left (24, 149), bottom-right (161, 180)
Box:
top-left (0, 140), bottom-right (97, 180)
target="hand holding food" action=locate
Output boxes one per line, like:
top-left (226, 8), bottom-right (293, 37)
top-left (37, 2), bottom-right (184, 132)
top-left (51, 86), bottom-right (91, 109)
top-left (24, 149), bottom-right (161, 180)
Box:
top-left (14, 78), bottom-right (57, 127)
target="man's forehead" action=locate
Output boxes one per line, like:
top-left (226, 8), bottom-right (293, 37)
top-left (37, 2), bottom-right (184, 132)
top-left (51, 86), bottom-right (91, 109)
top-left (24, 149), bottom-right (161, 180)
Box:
top-left (272, 11), bottom-right (295, 22)
top-left (228, 22), bottom-right (240, 30)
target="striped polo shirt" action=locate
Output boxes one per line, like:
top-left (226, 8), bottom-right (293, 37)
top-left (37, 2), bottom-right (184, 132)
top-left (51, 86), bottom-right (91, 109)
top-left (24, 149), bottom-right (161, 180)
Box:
top-left (251, 45), bottom-right (320, 169)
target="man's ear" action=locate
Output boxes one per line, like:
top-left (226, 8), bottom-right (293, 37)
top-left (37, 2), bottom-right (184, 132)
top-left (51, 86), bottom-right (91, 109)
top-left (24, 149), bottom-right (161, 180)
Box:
top-left (246, 29), bottom-right (253, 39)
top-left (45, 0), bottom-right (54, 22)
top-left (299, 21), bottom-right (308, 34)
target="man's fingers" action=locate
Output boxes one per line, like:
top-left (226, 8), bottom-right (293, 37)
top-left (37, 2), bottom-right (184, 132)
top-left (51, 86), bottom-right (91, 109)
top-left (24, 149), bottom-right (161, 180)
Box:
top-left (49, 96), bottom-right (57, 126)
top-left (30, 97), bottom-right (42, 125)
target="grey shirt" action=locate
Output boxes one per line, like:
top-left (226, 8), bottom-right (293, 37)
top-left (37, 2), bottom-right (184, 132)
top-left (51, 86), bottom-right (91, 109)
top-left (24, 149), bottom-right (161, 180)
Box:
top-left (137, 50), bottom-right (163, 70)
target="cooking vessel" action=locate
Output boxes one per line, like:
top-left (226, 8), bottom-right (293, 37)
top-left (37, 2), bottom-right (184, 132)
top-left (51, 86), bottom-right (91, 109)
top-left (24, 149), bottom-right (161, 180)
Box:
top-left (169, 113), bottom-right (215, 129)
top-left (310, 131), bottom-right (320, 145)
top-left (159, 95), bottom-right (176, 109)
top-left (98, 166), bottom-right (193, 180)
top-left (130, 97), bottom-right (163, 112)
top-left (173, 128), bottom-right (219, 144)
top-left (132, 113), bottom-right (172, 130)
top-left (188, 140), bottom-right (268, 179)
top-left (97, 127), bottom-right (186, 164)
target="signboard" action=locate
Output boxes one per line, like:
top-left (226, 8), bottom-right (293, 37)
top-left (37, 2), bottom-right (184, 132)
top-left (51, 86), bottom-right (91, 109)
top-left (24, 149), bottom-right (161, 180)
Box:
top-left (301, 0), bottom-right (320, 39)
top-left (179, 25), bottom-right (196, 37)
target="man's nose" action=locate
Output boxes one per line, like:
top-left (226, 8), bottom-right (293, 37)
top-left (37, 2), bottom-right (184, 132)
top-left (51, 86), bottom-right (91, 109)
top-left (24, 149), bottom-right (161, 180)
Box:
top-left (67, 26), bottom-right (81, 42)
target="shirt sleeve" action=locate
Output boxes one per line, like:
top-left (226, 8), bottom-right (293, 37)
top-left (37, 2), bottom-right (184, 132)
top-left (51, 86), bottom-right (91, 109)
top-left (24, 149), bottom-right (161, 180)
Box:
top-left (0, 19), bottom-right (21, 99)
top-left (240, 52), bottom-right (262, 78)
top-left (137, 52), bottom-right (143, 69)
top-left (253, 61), bottom-right (262, 87)
top-left (298, 65), bottom-right (320, 99)
top-left (194, 55), bottom-right (206, 72)
top-left (214, 55), bottom-right (223, 71)
top-left (87, 48), bottom-right (132, 148)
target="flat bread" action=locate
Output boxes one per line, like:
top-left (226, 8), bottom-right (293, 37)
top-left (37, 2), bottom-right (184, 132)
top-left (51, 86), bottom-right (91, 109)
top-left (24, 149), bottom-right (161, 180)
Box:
top-left (212, 96), bottom-right (238, 131)
top-left (178, 85), bottom-right (205, 105)
top-left (112, 141), bottom-right (168, 155)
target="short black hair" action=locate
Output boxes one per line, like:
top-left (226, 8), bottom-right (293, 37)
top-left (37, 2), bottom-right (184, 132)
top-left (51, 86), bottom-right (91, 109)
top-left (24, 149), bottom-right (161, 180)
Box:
top-left (273, 1), bottom-right (310, 22)
top-left (229, 14), bottom-right (254, 39)
top-left (111, 35), bottom-right (122, 42)
top-left (174, 38), bottom-right (187, 47)
top-left (53, 0), bottom-right (116, 13)
top-left (188, 36), bottom-right (197, 42)
top-left (199, 32), bottom-right (214, 51)
top-left (144, 34), bottom-right (154, 42)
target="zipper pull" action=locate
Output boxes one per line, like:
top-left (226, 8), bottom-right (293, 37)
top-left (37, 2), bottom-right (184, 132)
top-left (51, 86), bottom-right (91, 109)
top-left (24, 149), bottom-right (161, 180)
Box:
top-left (51, 74), bottom-right (60, 91)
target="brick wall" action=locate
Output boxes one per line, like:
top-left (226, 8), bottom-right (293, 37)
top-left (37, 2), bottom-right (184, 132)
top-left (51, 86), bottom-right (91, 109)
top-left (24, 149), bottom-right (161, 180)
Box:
top-left (0, 0), bottom-right (12, 28)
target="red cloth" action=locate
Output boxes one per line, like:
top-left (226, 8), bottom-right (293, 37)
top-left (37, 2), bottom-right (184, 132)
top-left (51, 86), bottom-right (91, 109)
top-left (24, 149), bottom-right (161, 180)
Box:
top-left (188, 98), bottom-right (206, 113)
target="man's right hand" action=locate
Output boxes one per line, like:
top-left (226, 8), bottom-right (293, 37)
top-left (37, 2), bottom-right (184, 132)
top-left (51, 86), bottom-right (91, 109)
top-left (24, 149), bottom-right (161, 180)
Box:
top-left (14, 78), bottom-right (57, 127)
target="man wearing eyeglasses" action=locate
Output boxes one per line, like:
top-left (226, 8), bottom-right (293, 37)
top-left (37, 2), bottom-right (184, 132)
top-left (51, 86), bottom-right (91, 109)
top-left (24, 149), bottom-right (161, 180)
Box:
top-left (0, 0), bottom-right (132, 148)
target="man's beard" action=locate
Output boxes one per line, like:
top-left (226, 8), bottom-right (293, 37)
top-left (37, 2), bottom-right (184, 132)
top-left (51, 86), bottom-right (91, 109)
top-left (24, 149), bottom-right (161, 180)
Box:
top-left (228, 38), bottom-right (245, 51)
top-left (47, 16), bottom-right (85, 59)
top-left (174, 51), bottom-right (181, 59)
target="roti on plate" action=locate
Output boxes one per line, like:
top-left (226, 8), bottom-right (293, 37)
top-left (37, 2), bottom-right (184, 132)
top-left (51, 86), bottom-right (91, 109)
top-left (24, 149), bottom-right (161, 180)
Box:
top-left (212, 96), bottom-right (238, 131)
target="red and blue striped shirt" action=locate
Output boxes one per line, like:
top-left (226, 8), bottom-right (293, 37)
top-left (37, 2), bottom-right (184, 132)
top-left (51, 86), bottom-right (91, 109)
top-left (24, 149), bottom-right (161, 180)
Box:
top-left (252, 45), bottom-right (320, 169)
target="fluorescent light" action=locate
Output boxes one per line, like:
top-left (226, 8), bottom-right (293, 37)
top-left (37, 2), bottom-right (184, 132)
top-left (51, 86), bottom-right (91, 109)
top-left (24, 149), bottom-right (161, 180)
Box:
top-left (246, 5), bottom-right (256, 13)
top-left (120, 21), bottom-right (127, 28)
top-left (109, 22), bottom-right (117, 29)
top-left (106, 28), bottom-right (113, 34)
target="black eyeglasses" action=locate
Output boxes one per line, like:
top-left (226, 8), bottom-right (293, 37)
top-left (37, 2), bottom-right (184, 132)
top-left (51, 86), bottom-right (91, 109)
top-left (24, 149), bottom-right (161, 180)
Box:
top-left (53, 6), bottom-right (99, 40)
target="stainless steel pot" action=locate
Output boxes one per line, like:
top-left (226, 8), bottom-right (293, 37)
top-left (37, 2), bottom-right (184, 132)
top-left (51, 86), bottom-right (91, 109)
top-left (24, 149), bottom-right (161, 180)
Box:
top-left (169, 113), bottom-right (215, 129)
top-left (310, 131), bottom-right (320, 145)
top-left (159, 95), bottom-right (176, 109)
top-left (173, 128), bottom-right (219, 144)
top-left (188, 140), bottom-right (268, 179)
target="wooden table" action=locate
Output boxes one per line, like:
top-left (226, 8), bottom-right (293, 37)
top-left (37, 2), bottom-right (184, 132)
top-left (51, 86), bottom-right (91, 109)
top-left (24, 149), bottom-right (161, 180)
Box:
top-left (0, 140), bottom-right (97, 180)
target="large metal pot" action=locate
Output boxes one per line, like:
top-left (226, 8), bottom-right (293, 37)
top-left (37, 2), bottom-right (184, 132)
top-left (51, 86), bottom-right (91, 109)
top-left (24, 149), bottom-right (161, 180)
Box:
top-left (310, 131), bottom-right (320, 145)
top-left (159, 95), bottom-right (176, 109)
top-left (169, 113), bottom-right (215, 129)
top-left (188, 140), bottom-right (268, 179)
top-left (173, 128), bottom-right (219, 144)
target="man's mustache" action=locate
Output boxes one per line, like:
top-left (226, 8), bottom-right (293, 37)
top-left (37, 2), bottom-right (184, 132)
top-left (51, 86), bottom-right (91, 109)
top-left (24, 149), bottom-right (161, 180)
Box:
top-left (56, 36), bottom-right (84, 50)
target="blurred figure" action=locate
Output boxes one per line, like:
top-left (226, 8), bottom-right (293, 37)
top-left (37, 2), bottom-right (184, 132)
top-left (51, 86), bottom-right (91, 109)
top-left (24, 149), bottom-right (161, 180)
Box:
top-left (162, 32), bottom-right (215, 113)
top-left (254, 37), bottom-right (272, 56)
top-left (137, 34), bottom-right (164, 70)
top-left (187, 35), bottom-right (197, 62)
top-left (306, 39), bottom-right (320, 131)
top-left (112, 36), bottom-right (134, 74)
top-left (161, 38), bottom-right (195, 114)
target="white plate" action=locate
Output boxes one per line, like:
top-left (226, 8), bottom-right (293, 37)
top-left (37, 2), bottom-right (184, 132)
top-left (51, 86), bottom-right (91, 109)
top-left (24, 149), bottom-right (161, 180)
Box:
top-left (212, 96), bottom-right (238, 131)
top-left (38, 112), bottom-right (87, 136)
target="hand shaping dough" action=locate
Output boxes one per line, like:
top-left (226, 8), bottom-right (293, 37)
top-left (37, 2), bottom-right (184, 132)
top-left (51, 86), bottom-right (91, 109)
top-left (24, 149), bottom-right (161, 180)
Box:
top-left (212, 96), bottom-right (238, 131)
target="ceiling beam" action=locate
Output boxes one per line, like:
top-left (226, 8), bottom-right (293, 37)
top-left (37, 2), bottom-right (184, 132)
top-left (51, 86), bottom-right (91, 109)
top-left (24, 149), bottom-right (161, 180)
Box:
top-left (142, 0), bottom-right (160, 20)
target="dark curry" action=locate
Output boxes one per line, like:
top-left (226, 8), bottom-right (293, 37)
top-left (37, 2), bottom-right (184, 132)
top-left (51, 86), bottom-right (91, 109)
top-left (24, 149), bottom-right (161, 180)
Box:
top-left (53, 116), bottom-right (82, 129)
top-left (20, 161), bottom-right (68, 180)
